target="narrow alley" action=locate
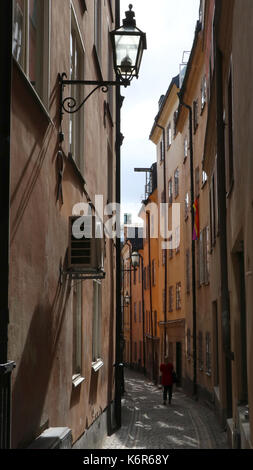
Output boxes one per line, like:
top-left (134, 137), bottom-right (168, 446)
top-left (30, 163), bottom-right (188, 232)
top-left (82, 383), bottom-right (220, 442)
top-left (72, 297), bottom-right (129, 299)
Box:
top-left (102, 369), bottom-right (228, 450)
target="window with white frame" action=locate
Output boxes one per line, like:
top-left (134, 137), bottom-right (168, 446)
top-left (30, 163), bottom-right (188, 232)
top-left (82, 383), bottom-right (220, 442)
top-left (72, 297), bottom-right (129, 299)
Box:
top-left (92, 280), bottom-right (102, 365)
top-left (184, 136), bottom-right (188, 161)
top-left (201, 75), bottom-right (207, 111)
top-left (12, 0), bottom-right (50, 104)
top-left (167, 123), bottom-right (172, 148)
top-left (185, 192), bottom-right (189, 220)
top-left (72, 281), bottom-right (83, 384)
top-left (174, 168), bottom-right (179, 198)
top-left (69, 11), bottom-right (85, 169)
top-left (168, 178), bottom-right (173, 204)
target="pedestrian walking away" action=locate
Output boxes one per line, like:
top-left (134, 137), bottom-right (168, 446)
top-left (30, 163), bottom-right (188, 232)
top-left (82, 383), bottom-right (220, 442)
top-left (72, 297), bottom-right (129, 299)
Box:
top-left (160, 356), bottom-right (174, 405)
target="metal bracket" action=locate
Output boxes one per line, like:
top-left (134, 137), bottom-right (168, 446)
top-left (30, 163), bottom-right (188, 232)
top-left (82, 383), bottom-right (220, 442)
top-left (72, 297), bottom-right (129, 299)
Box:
top-left (60, 263), bottom-right (106, 285)
top-left (0, 361), bottom-right (16, 376)
top-left (59, 73), bottom-right (130, 138)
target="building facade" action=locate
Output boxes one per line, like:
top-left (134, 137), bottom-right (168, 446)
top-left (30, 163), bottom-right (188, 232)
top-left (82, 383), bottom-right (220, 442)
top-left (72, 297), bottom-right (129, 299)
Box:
top-left (7, 0), bottom-right (119, 448)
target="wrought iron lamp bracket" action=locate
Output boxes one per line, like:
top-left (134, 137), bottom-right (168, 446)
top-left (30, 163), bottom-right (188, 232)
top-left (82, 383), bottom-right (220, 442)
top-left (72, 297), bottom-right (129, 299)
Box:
top-left (59, 73), bottom-right (130, 136)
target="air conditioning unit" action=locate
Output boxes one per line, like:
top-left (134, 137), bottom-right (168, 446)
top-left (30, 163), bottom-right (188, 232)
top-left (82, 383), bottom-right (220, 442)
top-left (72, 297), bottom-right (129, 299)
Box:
top-left (68, 215), bottom-right (104, 274)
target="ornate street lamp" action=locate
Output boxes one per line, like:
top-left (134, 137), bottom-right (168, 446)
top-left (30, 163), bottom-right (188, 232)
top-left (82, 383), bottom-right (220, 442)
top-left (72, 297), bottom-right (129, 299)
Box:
top-left (110, 4), bottom-right (147, 85)
top-left (124, 291), bottom-right (131, 305)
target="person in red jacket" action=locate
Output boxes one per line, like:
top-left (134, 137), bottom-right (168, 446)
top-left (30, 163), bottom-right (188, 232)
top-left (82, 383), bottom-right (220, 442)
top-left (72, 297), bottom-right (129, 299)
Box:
top-left (160, 356), bottom-right (174, 405)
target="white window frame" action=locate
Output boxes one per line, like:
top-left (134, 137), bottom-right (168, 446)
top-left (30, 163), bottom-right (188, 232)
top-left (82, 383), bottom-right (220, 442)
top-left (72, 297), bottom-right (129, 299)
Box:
top-left (72, 281), bottom-right (85, 387)
top-left (12, 0), bottom-right (51, 107)
top-left (92, 280), bottom-right (103, 371)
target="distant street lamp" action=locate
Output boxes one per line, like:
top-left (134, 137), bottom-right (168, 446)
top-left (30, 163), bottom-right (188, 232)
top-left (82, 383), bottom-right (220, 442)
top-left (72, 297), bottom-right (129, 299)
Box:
top-left (124, 292), bottom-right (131, 305)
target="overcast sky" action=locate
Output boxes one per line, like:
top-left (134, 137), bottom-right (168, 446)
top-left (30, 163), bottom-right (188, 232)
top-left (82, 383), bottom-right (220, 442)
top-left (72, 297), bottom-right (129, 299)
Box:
top-left (119, 0), bottom-right (200, 224)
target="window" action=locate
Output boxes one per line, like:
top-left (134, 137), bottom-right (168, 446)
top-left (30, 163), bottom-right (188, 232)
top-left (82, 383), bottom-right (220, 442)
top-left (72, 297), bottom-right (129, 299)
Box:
top-left (176, 282), bottom-right (181, 310)
top-left (201, 75), bottom-right (207, 111)
top-left (187, 329), bottom-right (191, 360)
top-left (144, 267), bottom-right (147, 290)
top-left (168, 178), bottom-right (173, 204)
top-left (173, 110), bottom-right (178, 137)
top-left (185, 193), bottom-right (189, 220)
top-left (162, 249), bottom-right (166, 265)
top-left (193, 99), bottom-right (199, 132)
top-left (202, 169), bottom-right (208, 186)
top-left (70, 12), bottom-right (85, 169)
top-left (174, 168), bottom-right (179, 198)
top-left (206, 332), bottom-right (211, 375)
top-left (139, 301), bottom-right (142, 322)
top-left (184, 136), bottom-right (188, 162)
top-left (167, 123), bottom-right (172, 148)
top-left (186, 249), bottom-right (190, 294)
top-left (92, 280), bottom-right (102, 364)
top-left (198, 331), bottom-right (204, 371)
top-left (134, 342), bottom-right (137, 362)
top-left (160, 139), bottom-right (165, 162)
top-left (94, 0), bottom-right (102, 60)
top-left (12, 0), bottom-right (50, 104)
top-left (134, 302), bottom-right (137, 322)
top-left (199, 227), bottom-right (210, 285)
top-left (72, 281), bottom-right (83, 384)
top-left (210, 175), bottom-right (216, 247)
top-left (169, 286), bottom-right (173, 312)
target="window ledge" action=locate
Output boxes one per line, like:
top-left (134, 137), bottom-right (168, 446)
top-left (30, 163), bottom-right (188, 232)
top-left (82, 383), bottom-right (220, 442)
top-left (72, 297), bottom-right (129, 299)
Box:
top-left (72, 374), bottom-right (85, 388)
top-left (92, 358), bottom-right (104, 372)
top-left (13, 57), bottom-right (53, 125)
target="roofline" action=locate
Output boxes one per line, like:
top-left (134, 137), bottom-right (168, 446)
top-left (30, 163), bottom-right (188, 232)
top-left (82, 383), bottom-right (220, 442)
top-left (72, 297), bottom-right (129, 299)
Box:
top-left (149, 74), bottom-right (180, 139)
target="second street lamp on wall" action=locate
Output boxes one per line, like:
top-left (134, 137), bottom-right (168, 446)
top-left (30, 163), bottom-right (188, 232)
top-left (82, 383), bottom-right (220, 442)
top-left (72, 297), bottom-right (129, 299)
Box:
top-left (131, 251), bottom-right (140, 268)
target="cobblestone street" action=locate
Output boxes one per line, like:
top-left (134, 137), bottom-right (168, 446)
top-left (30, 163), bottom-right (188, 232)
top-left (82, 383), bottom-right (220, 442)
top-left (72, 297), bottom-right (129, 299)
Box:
top-left (102, 369), bottom-right (229, 450)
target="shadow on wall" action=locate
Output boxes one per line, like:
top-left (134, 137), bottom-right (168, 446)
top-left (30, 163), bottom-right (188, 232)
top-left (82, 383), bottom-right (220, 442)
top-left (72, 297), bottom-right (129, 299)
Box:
top-left (12, 274), bottom-right (72, 449)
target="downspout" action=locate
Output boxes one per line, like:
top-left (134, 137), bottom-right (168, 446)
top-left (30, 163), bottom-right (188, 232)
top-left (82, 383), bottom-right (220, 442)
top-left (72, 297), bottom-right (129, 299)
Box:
top-left (139, 253), bottom-right (146, 374)
top-left (155, 123), bottom-right (167, 358)
top-left (147, 212), bottom-right (155, 383)
top-left (115, 0), bottom-right (123, 429)
top-left (177, 93), bottom-right (197, 398)
top-left (0, 0), bottom-right (16, 448)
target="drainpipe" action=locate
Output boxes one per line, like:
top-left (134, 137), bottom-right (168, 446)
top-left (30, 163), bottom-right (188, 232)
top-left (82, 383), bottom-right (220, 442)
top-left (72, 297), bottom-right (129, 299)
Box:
top-left (138, 253), bottom-right (146, 375)
top-left (0, 0), bottom-right (16, 448)
top-left (147, 212), bottom-right (155, 383)
top-left (115, 0), bottom-right (123, 430)
top-left (155, 123), bottom-right (167, 359)
top-left (177, 93), bottom-right (197, 398)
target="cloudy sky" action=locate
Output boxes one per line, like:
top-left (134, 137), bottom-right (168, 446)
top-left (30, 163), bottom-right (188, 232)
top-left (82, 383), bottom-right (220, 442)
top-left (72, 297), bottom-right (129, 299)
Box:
top-left (119, 0), bottom-right (200, 224)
